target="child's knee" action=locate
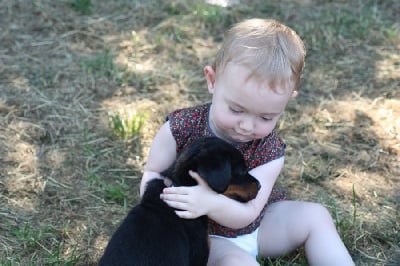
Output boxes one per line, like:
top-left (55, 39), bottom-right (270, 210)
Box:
top-left (307, 202), bottom-right (335, 225)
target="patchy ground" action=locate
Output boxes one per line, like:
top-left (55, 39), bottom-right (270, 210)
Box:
top-left (0, 0), bottom-right (399, 265)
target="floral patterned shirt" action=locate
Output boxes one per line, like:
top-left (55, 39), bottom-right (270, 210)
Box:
top-left (167, 103), bottom-right (286, 237)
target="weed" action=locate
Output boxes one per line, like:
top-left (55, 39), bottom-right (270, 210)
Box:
top-left (81, 50), bottom-right (117, 78)
top-left (109, 112), bottom-right (147, 139)
top-left (82, 125), bottom-right (132, 207)
top-left (0, 252), bottom-right (23, 266)
top-left (165, 2), bottom-right (188, 15)
top-left (70, 0), bottom-right (92, 15)
top-left (104, 182), bottom-right (128, 207)
top-left (332, 185), bottom-right (359, 250)
top-left (6, 222), bottom-right (81, 265)
top-left (192, 1), bottom-right (233, 32)
top-left (12, 222), bottom-right (54, 249)
top-left (194, 2), bottom-right (223, 24)
top-left (83, 127), bottom-right (95, 157)
top-left (46, 241), bottom-right (81, 265)
top-left (383, 26), bottom-right (400, 43)
top-left (86, 166), bottom-right (103, 185)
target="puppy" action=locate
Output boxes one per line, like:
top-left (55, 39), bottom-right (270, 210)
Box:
top-left (99, 137), bottom-right (260, 266)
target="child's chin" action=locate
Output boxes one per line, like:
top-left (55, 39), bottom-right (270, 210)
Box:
top-left (235, 138), bottom-right (252, 143)
top-left (228, 135), bottom-right (253, 143)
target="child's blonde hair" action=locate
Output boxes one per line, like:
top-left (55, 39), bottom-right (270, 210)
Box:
top-left (214, 18), bottom-right (306, 92)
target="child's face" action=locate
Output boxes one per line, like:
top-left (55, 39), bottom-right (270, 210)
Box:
top-left (205, 63), bottom-right (297, 143)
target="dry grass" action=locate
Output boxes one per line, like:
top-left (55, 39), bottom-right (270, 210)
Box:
top-left (0, 0), bottom-right (399, 265)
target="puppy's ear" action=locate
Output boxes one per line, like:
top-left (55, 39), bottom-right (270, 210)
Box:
top-left (196, 160), bottom-right (231, 193)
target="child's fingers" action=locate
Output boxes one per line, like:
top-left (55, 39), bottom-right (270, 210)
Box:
top-left (160, 192), bottom-right (187, 202)
top-left (188, 170), bottom-right (208, 187)
top-left (163, 199), bottom-right (187, 210)
top-left (174, 210), bottom-right (199, 219)
top-left (162, 186), bottom-right (189, 195)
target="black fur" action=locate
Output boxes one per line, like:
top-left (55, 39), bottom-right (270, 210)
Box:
top-left (99, 137), bottom-right (260, 266)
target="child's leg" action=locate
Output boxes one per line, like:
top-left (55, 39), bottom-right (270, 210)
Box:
top-left (258, 201), bottom-right (354, 266)
top-left (207, 237), bottom-right (259, 266)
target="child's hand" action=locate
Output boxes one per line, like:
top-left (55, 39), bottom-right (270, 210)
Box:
top-left (160, 170), bottom-right (218, 219)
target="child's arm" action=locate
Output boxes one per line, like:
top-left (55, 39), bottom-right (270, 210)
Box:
top-left (139, 121), bottom-right (177, 197)
top-left (161, 156), bottom-right (284, 229)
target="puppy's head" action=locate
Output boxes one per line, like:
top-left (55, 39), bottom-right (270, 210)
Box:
top-left (161, 137), bottom-right (260, 202)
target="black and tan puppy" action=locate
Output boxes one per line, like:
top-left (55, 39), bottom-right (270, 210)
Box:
top-left (99, 137), bottom-right (260, 266)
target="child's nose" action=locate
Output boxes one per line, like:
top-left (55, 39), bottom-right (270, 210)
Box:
top-left (239, 118), bottom-right (254, 132)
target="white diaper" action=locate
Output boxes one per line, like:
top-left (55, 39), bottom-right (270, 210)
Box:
top-left (210, 228), bottom-right (259, 258)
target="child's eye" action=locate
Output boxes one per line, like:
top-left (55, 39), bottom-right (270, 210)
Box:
top-left (261, 117), bottom-right (273, 121)
top-left (229, 107), bottom-right (242, 113)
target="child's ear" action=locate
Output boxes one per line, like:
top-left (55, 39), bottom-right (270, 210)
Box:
top-left (204, 66), bottom-right (216, 93)
top-left (291, 90), bottom-right (298, 98)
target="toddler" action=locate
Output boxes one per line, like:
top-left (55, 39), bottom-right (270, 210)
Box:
top-left (140, 18), bottom-right (355, 266)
